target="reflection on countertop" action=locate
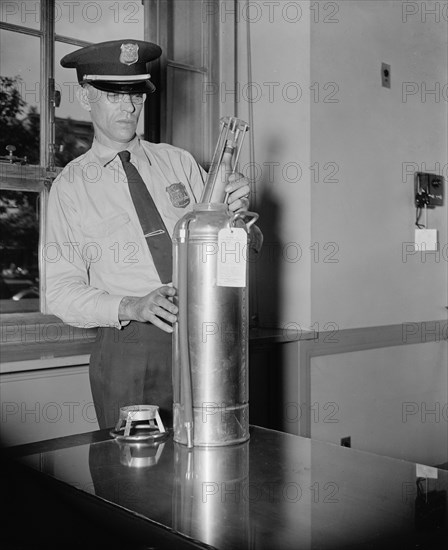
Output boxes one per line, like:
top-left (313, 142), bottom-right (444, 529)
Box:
top-left (12, 426), bottom-right (448, 550)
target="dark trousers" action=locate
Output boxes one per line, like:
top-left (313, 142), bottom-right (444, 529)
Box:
top-left (89, 322), bottom-right (173, 429)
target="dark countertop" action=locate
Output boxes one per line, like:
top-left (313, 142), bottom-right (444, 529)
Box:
top-left (2, 426), bottom-right (447, 549)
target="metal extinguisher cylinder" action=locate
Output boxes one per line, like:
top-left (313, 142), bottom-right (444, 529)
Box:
top-left (172, 117), bottom-right (258, 447)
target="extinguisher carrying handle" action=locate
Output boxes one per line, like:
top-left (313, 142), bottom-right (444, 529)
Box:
top-left (231, 211), bottom-right (263, 254)
top-left (230, 210), bottom-right (259, 231)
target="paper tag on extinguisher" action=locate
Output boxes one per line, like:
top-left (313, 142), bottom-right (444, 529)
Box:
top-left (217, 228), bottom-right (247, 287)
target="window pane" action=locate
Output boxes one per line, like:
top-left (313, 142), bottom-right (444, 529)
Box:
top-left (54, 42), bottom-right (94, 167)
top-left (0, 190), bottom-right (40, 313)
top-left (0, 0), bottom-right (40, 30)
top-left (0, 30), bottom-right (40, 164)
top-left (55, 0), bottom-right (144, 42)
top-left (168, 0), bottom-right (203, 66)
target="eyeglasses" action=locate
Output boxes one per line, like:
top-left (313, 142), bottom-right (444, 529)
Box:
top-left (106, 92), bottom-right (145, 105)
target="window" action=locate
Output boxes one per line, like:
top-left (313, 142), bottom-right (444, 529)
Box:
top-left (0, 0), bottom-right (146, 319)
top-left (1, 5), bottom-right (45, 315)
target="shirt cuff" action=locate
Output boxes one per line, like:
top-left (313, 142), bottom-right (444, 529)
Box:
top-left (100, 293), bottom-right (128, 329)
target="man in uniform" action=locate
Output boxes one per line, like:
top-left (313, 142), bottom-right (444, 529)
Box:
top-left (45, 40), bottom-right (250, 428)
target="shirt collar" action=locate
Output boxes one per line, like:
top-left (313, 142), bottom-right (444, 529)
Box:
top-left (91, 136), bottom-right (147, 167)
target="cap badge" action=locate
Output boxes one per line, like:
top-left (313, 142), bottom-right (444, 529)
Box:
top-left (120, 43), bottom-right (139, 66)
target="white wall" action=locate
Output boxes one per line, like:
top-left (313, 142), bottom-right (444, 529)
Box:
top-left (233, 0), bottom-right (447, 331)
top-left (0, 365), bottom-right (98, 446)
top-left (311, 0), bottom-right (448, 329)
top-left (233, 0), bottom-right (312, 330)
top-left (230, 0), bottom-right (447, 465)
top-left (308, 0), bottom-right (448, 465)
top-left (311, 341), bottom-right (448, 466)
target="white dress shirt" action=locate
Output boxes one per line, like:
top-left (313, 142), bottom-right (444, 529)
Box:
top-left (45, 137), bottom-right (206, 329)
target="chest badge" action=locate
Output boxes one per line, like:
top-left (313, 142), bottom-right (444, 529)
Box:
top-left (166, 183), bottom-right (191, 208)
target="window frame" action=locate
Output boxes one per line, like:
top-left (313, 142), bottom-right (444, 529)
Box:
top-left (0, 1), bottom-right (99, 364)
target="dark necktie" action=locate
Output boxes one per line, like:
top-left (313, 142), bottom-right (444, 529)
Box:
top-left (118, 150), bottom-right (172, 284)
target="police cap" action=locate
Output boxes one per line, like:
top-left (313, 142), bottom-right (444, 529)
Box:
top-left (61, 39), bottom-right (162, 93)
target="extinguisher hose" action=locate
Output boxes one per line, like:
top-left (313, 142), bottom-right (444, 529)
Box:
top-left (178, 236), bottom-right (194, 448)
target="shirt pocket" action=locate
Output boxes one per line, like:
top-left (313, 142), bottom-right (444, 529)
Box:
top-left (81, 212), bottom-right (141, 271)
top-left (82, 212), bottom-right (131, 238)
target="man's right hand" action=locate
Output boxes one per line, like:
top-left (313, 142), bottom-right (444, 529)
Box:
top-left (119, 286), bottom-right (178, 333)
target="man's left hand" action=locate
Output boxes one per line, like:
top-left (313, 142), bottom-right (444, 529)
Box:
top-left (225, 173), bottom-right (251, 212)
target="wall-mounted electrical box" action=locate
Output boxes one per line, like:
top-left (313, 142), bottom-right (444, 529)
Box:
top-left (414, 172), bottom-right (444, 208)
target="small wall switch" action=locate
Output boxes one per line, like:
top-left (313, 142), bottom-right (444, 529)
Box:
top-left (381, 63), bottom-right (391, 88)
top-left (415, 229), bottom-right (438, 251)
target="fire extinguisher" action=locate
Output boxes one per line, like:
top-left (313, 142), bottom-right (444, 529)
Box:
top-left (172, 117), bottom-right (259, 447)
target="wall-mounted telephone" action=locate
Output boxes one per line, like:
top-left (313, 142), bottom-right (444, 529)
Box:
top-left (414, 172), bottom-right (444, 208)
